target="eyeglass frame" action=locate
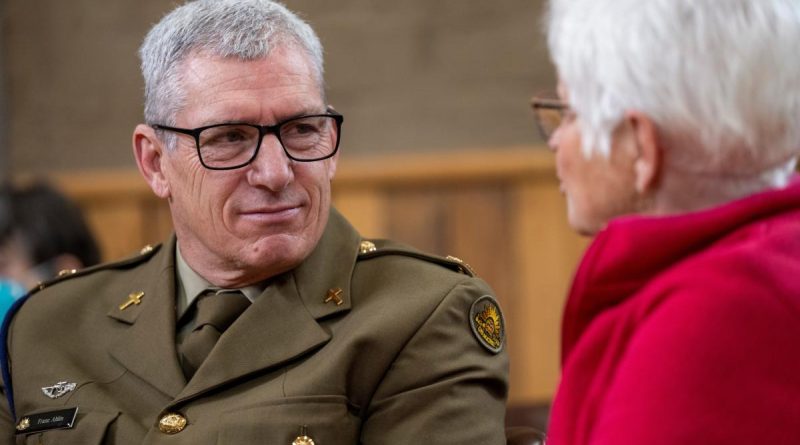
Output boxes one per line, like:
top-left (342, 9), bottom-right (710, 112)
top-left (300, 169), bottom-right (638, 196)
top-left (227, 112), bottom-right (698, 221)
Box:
top-left (150, 110), bottom-right (344, 171)
top-left (530, 96), bottom-right (570, 141)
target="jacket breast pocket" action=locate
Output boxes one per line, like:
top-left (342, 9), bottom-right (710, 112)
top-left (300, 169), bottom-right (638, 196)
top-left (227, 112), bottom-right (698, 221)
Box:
top-left (217, 395), bottom-right (361, 445)
top-left (15, 409), bottom-right (119, 445)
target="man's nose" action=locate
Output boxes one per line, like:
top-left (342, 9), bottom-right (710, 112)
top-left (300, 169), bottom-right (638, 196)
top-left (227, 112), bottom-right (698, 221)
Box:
top-left (246, 134), bottom-right (294, 191)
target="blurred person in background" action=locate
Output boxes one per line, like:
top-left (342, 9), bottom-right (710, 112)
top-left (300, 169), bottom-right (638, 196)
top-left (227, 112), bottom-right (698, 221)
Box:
top-left (0, 193), bottom-right (20, 317)
top-left (0, 181), bottom-right (100, 323)
top-left (531, 0), bottom-right (800, 443)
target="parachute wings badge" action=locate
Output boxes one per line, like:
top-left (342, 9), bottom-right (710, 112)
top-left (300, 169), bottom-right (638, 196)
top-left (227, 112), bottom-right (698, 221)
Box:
top-left (41, 381), bottom-right (77, 399)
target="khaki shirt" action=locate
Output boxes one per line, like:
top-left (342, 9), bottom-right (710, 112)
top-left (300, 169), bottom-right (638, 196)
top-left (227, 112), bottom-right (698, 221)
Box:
top-left (173, 248), bottom-right (264, 344)
top-left (1, 209), bottom-right (508, 444)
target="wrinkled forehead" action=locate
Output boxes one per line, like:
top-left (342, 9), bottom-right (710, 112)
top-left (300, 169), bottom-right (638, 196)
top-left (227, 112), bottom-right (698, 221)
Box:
top-left (181, 44), bottom-right (324, 93)
top-left (173, 50), bottom-right (326, 125)
top-left (165, 47), bottom-right (325, 124)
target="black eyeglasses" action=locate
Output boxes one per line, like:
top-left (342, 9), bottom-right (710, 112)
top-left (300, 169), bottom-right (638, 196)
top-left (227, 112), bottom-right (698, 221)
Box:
top-left (530, 96), bottom-right (570, 141)
top-left (152, 111), bottom-right (344, 170)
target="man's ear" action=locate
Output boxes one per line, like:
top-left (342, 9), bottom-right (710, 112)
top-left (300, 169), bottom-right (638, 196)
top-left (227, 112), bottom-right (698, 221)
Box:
top-left (133, 124), bottom-right (171, 199)
top-left (624, 111), bottom-right (662, 194)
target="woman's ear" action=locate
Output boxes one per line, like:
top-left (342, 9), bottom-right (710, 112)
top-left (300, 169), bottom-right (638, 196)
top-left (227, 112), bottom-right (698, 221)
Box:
top-left (624, 110), bottom-right (662, 194)
top-left (133, 124), bottom-right (171, 199)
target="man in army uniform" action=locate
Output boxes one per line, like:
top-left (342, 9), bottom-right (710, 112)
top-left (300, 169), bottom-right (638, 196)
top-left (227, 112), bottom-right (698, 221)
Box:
top-left (0, 1), bottom-right (508, 443)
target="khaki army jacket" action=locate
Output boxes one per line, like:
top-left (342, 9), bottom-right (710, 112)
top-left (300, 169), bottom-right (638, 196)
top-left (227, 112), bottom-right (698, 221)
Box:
top-left (1, 209), bottom-right (508, 444)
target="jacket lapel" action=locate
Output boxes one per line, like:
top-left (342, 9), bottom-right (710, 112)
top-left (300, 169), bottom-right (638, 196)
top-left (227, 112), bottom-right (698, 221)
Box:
top-left (293, 208), bottom-right (360, 320)
top-left (107, 237), bottom-right (186, 399)
top-left (173, 209), bottom-right (362, 403)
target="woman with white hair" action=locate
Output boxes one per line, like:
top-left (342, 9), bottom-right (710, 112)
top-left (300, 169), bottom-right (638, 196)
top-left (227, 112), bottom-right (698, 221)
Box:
top-left (532, 0), bottom-right (800, 443)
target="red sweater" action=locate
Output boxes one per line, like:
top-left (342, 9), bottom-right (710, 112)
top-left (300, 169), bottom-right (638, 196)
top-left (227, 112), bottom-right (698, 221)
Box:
top-left (548, 178), bottom-right (800, 445)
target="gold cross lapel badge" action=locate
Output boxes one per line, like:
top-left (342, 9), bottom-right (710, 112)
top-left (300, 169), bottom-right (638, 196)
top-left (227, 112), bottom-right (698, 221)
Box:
top-left (119, 291), bottom-right (145, 311)
top-left (324, 288), bottom-right (344, 306)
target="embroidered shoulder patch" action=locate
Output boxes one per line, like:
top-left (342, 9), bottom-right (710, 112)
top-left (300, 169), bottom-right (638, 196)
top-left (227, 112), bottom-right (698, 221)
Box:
top-left (469, 295), bottom-right (505, 354)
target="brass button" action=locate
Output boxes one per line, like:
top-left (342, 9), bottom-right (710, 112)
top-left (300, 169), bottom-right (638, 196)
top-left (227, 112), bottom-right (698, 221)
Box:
top-left (140, 244), bottom-right (154, 254)
top-left (446, 255), bottom-right (476, 276)
top-left (292, 426), bottom-right (315, 445)
top-left (359, 240), bottom-right (377, 254)
top-left (292, 435), bottom-right (315, 445)
top-left (158, 413), bottom-right (187, 434)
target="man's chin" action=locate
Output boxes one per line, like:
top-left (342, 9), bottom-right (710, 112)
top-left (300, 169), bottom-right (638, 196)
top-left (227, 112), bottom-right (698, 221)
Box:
top-left (238, 233), bottom-right (309, 264)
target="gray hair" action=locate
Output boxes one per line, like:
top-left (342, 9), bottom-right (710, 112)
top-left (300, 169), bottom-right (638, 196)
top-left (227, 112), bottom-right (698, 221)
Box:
top-left (139, 0), bottom-right (324, 128)
top-left (546, 0), bottom-right (800, 186)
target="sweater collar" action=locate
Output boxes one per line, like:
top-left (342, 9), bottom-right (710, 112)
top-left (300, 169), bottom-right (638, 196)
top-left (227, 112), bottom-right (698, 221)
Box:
top-left (562, 177), bottom-right (800, 359)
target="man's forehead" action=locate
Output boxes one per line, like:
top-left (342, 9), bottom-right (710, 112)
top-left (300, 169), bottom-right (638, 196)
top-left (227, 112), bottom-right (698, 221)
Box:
top-left (176, 50), bottom-right (325, 125)
top-left (181, 50), bottom-right (315, 85)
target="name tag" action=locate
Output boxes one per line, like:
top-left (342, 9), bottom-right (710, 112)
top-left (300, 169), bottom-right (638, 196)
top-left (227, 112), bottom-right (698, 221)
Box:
top-left (15, 407), bottom-right (79, 435)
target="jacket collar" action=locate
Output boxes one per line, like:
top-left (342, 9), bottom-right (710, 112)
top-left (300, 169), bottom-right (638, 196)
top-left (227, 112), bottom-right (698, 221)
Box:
top-left (108, 208), bottom-right (362, 403)
top-left (106, 236), bottom-right (186, 399)
top-left (292, 208), bottom-right (360, 319)
top-left (175, 208), bottom-right (361, 403)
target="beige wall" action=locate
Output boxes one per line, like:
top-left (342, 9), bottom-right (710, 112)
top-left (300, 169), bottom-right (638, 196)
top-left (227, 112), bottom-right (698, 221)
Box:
top-left (2, 0), bottom-right (554, 174)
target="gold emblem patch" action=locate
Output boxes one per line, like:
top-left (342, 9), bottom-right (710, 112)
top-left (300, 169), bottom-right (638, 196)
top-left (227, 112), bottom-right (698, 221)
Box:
top-left (469, 295), bottom-right (505, 353)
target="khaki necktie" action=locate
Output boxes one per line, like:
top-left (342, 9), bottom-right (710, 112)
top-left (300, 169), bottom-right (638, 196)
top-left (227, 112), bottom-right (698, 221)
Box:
top-left (178, 290), bottom-right (251, 379)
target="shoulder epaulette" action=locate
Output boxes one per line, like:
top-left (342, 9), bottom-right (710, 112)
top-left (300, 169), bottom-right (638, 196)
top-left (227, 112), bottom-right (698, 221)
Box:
top-left (27, 243), bottom-right (162, 297)
top-left (356, 239), bottom-right (477, 277)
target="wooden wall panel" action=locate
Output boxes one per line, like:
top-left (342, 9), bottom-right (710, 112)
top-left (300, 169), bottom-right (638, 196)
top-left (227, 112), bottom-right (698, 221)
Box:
top-left (331, 189), bottom-right (388, 239)
top-left (508, 181), bottom-right (589, 401)
top-left (44, 147), bottom-right (588, 404)
top-left (385, 188), bottom-right (447, 253)
top-left (445, 185), bottom-right (515, 306)
top-left (47, 171), bottom-right (171, 259)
